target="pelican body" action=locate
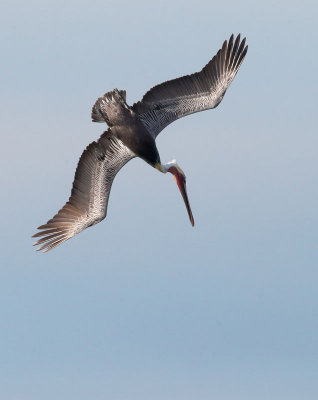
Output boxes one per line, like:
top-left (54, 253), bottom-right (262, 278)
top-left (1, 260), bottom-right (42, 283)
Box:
top-left (33, 34), bottom-right (248, 252)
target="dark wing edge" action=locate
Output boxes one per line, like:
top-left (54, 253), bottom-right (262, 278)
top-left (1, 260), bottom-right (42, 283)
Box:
top-left (32, 130), bottom-right (135, 252)
top-left (133, 34), bottom-right (248, 137)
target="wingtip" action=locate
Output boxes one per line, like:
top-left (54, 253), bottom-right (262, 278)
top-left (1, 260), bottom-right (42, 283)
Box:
top-left (37, 224), bottom-right (47, 230)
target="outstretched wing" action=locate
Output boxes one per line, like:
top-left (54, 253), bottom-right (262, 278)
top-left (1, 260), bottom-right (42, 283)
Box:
top-left (33, 130), bottom-right (135, 252)
top-left (133, 34), bottom-right (248, 138)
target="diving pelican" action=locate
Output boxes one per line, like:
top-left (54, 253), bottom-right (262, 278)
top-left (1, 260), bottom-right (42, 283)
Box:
top-left (33, 34), bottom-right (248, 252)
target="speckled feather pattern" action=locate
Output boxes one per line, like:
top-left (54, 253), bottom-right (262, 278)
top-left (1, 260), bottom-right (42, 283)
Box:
top-left (33, 131), bottom-right (135, 252)
top-left (133, 34), bottom-right (248, 137)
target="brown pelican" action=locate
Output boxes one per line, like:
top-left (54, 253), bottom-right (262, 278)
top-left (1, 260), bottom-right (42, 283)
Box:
top-left (33, 34), bottom-right (248, 252)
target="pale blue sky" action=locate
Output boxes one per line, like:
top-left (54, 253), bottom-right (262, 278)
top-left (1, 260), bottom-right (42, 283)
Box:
top-left (1, 0), bottom-right (318, 399)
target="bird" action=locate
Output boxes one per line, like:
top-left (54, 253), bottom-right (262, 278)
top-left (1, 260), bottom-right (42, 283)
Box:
top-left (33, 33), bottom-right (248, 252)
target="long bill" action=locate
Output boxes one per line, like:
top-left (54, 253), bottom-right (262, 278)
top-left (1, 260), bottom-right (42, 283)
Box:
top-left (168, 166), bottom-right (194, 227)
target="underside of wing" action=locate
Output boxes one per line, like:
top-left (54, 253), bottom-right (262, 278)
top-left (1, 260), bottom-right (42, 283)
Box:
top-left (33, 130), bottom-right (135, 252)
top-left (133, 34), bottom-right (248, 137)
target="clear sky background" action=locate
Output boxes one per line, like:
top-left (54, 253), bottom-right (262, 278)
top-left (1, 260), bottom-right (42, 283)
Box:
top-left (1, 0), bottom-right (317, 399)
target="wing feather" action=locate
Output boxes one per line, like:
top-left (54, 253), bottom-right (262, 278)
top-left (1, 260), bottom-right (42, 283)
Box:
top-left (33, 130), bottom-right (135, 252)
top-left (133, 34), bottom-right (248, 137)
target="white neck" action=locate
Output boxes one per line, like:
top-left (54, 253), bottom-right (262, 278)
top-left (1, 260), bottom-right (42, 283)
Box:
top-left (161, 160), bottom-right (178, 173)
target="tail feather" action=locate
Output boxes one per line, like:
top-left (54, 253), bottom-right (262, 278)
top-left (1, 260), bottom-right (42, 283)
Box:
top-left (91, 89), bottom-right (128, 125)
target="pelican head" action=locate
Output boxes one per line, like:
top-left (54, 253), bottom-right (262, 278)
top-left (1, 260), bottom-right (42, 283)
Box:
top-left (155, 160), bottom-right (194, 226)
